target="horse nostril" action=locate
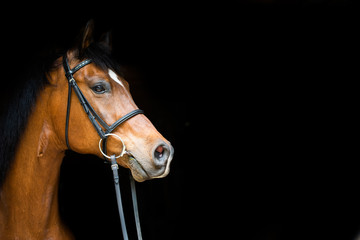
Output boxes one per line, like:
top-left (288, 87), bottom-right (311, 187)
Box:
top-left (155, 145), bottom-right (164, 158)
top-left (153, 144), bottom-right (169, 167)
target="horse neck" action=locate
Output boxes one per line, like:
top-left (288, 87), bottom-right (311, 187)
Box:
top-left (0, 86), bottom-right (72, 239)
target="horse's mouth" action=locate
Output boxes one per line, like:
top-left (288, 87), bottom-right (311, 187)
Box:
top-left (128, 156), bottom-right (150, 182)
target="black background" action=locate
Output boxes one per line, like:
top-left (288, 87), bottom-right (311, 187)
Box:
top-left (0, 1), bottom-right (358, 239)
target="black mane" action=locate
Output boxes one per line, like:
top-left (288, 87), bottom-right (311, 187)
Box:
top-left (0, 43), bottom-right (121, 187)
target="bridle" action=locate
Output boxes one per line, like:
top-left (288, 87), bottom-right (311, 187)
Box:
top-left (63, 54), bottom-right (143, 240)
top-left (62, 55), bottom-right (143, 152)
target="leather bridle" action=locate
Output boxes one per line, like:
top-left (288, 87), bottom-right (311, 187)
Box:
top-left (63, 54), bottom-right (143, 240)
top-left (62, 54), bottom-right (143, 151)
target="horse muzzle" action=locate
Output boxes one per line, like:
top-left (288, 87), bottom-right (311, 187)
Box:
top-left (128, 142), bottom-right (174, 182)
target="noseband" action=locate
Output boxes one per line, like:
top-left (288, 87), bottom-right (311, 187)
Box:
top-left (63, 54), bottom-right (143, 240)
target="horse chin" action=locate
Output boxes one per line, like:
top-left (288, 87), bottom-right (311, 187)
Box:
top-left (128, 156), bottom-right (150, 182)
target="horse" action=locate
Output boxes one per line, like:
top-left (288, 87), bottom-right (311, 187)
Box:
top-left (0, 20), bottom-right (174, 239)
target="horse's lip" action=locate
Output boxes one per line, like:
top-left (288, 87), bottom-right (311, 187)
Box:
top-left (128, 156), bottom-right (150, 182)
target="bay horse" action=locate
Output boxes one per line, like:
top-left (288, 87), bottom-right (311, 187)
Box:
top-left (0, 21), bottom-right (174, 239)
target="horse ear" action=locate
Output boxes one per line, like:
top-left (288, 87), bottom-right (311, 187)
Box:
top-left (99, 31), bottom-right (112, 52)
top-left (80, 20), bottom-right (95, 51)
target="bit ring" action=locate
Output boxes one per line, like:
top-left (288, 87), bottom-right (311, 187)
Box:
top-left (99, 133), bottom-right (127, 159)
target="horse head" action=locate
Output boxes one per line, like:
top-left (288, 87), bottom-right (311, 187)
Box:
top-left (47, 21), bottom-right (173, 182)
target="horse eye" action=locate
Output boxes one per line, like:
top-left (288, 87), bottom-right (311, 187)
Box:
top-left (92, 85), bottom-right (106, 94)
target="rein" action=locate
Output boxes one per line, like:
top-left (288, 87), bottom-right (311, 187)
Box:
top-left (63, 55), bottom-right (143, 240)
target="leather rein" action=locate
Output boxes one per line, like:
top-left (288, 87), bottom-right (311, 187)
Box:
top-left (63, 54), bottom-right (143, 240)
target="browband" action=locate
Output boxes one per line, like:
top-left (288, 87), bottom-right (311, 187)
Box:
top-left (63, 56), bottom-right (93, 81)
